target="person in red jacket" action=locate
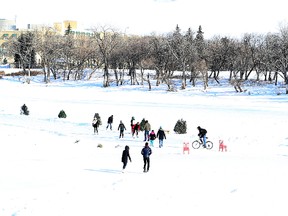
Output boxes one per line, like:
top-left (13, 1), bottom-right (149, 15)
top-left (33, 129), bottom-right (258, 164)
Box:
top-left (132, 122), bottom-right (140, 138)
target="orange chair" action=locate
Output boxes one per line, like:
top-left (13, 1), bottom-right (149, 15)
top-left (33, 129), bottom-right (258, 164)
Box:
top-left (183, 142), bottom-right (190, 154)
top-left (219, 140), bottom-right (227, 152)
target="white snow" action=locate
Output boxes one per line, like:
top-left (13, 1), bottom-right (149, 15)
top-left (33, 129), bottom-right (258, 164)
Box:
top-left (0, 74), bottom-right (288, 216)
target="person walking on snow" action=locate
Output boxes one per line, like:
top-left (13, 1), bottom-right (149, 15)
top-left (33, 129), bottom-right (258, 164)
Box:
top-left (121, 145), bottom-right (132, 172)
top-left (132, 122), bottom-right (140, 138)
top-left (92, 117), bottom-right (100, 134)
top-left (106, 115), bottom-right (113, 130)
top-left (157, 126), bottom-right (166, 148)
top-left (141, 142), bottom-right (152, 172)
top-left (149, 130), bottom-right (156, 147)
top-left (130, 116), bottom-right (135, 134)
top-left (118, 120), bottom-right (126, 138)
top-left (143, 120), bottom-right (151, 141)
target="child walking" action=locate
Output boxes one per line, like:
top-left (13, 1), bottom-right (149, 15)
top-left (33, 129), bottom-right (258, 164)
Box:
top-left (149, 130), bottom-right (156, 147)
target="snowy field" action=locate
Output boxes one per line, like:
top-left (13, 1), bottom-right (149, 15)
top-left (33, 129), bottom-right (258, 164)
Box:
top-left (0, 74), bottom-right (288, 216)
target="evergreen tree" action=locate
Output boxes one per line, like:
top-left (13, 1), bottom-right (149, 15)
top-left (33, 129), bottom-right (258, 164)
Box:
top-left (173, 119), bottom-right (187, 134)
top-left (13, 32), bottom-right (36, 73)
top-left (195, 25), bottom-right (205, 60)
top-left (58, 110), bottom-right (67, 118)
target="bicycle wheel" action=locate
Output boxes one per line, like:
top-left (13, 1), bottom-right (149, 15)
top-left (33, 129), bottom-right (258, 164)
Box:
top-left (192, 140), bottom-right (201, 149)
top-left (206, 141), bottom-right (213, 149)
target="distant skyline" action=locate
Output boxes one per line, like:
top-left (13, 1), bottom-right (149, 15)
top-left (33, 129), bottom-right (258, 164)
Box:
top-left (1, 0), bottom-right (288, 38)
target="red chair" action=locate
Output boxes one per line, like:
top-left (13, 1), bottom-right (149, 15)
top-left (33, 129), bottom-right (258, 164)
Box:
top-left (183, 142), bottom-right (190, 154)
top-left (219, 140), bottom-right (227, 152)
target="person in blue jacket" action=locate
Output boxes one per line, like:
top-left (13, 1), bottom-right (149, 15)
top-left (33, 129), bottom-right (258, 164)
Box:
top-left (141, 142), bottom-right (152, 172)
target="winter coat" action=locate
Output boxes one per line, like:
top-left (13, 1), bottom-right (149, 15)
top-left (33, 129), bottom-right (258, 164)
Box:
top-left (157, 129), bottom-right (166, 140)
top-left (198, 127), bottom-right (207, 138)
top-left (122, 146), bottom-right (131, 163)
top-left (107, 115), bottom-right (113, 124)
top-left (144, 121), bottom-right (151, 131)
top-left (141, 146), bottom-right (152, 158)
top-left (118, 123), bottom-right (126, 131)
top-left (133, 123), bottom-right (140, 132)
top-left (149, 131), bottom-right (156, 140)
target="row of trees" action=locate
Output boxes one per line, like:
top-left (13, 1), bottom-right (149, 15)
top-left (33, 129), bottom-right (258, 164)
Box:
top-left (3, 24), bottom-right (288, 93)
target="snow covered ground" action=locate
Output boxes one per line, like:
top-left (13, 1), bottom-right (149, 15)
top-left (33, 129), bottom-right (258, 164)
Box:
top-left (0, 74), bottom-right (287, 216)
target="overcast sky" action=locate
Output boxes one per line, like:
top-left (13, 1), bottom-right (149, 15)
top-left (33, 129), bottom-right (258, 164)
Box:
top-left (1, 0), bottom-right (288, 38)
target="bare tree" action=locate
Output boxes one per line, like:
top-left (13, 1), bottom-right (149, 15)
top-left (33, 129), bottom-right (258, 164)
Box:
top-left (272, 25), bottom-right (288, 93)
top-left (72, 36), bottom-right (96, 80)
top-left (91, 26), bottom-right (121, 87)
top-left (34, 27), bottom-right (63, 83)
top-left (206, 36), bottom-right (232, 83)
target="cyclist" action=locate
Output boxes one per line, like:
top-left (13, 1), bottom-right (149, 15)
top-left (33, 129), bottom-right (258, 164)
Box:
top-left (197, 126), bottom-right (207, 148)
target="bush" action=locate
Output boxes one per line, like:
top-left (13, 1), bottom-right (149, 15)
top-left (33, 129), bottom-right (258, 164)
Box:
top-left (58, 110), bottom-right (67, 118)
top-left (97, 144), bottom-right (103, 148)
top-left (20, 104), bottom-right (29, 115)
top-left (173, 119), bottom-right (187, 134)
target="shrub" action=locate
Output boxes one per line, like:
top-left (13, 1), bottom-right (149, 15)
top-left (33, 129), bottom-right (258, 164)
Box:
top-left (58, 110), bottom-right (67, 118)
top-left (97, 144), bottom-right (103, 148)
top-left (173, 119), bottom-right (187, 134)
top-left (20, 104), bottom-right (29, 115)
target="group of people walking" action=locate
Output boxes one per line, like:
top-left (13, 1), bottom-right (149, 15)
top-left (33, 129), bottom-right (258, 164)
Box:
top-left (92, 115), bottom-right (167, 148)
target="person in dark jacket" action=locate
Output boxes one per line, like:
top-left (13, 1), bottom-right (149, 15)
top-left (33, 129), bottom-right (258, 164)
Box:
top-left (92, 117), bottom-right (100, 134)
top-left (106, 115), bottom-right (113, 130)
top-left (149, 130), bottom-right (156, 147)
top-left (156, 126), bottom-right (166, 148)
top-left (118, 120), bottom-right (126, 138)
top-left (121, 145), bottom-right (132, 172)
top-left (141, 142), bottom-right (152, 172)
top-left (130, 116), bottom-right (135, 134)
top-left (197, 126), bottom-right (207, 148)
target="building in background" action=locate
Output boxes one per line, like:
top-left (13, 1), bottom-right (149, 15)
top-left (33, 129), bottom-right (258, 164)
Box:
top-left (0, 18), bottom-right (92, 65)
